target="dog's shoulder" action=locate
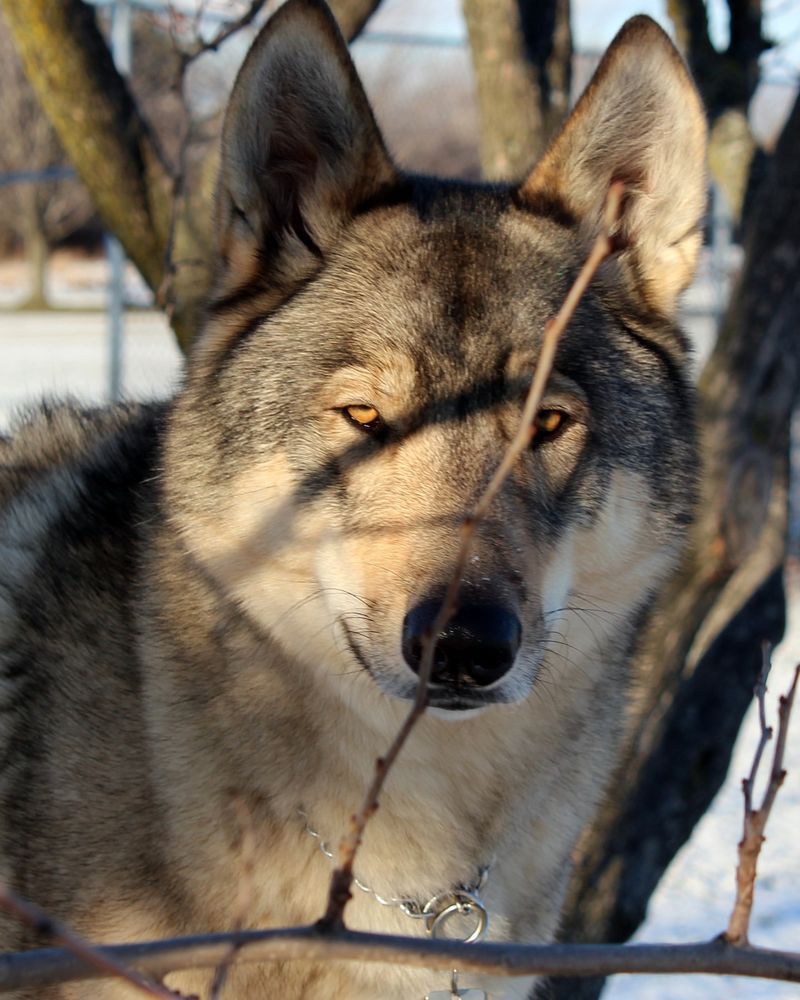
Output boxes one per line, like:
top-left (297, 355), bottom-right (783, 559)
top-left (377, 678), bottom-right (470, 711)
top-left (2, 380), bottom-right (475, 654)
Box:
top-left (0, 402), bottom-right (172, 917)
top-left (0, 400), bottom-right (162, 510)
top-left (0, 399), bottom-right (167, 648)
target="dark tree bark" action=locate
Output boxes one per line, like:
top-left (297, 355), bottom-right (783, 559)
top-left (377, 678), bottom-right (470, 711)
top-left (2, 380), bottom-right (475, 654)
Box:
top-left (463, 0), bottom-right (571, 180)
top-left (551, 88), bottom-right (800, 1000)
top-left (667, 0), bottom-right (770, 221)
top-left (667, 0), bottom-right (767, 116)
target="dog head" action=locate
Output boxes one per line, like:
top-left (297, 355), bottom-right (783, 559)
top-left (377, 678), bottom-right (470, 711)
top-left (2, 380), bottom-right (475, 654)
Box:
top-left (166, 0), bottom-right (706, 717)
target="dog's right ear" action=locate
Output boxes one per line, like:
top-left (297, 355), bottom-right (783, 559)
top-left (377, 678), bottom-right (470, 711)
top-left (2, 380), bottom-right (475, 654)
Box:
top-left (213, 0), bottom-right (396, 306)
top-left (519, 16), bottom-right (707, 317)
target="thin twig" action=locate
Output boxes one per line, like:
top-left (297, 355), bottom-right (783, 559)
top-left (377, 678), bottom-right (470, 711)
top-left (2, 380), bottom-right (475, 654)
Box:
top-left (156, 3), bottom-right (199, 322)
top-left (724, 661), bottom-right (800, 945)
top-left (760, 666), bottom-right (799, 817)
top-left (182, 1), bottom-right (270, 66)
top-left (209, 795), bottom-right (258, 1000)
top-left (156, 145), bottom-right (189, 323)
top-left (189, 0), bottom-right (210, 43)
top-left (2, 926), bottom-right (800, 992)
top-left (744, 645), bottom-right (774, 815)
top-left (0, 886), bottom-right (185, 999)
top-left (165, 2), bottom-right (184, 58)
top-left (320, 181), bottom-right (627, 929)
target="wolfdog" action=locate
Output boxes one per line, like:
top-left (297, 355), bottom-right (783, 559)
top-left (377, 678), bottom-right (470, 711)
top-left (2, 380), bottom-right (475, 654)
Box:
top-left (0, 1), bottom-right (706, 997)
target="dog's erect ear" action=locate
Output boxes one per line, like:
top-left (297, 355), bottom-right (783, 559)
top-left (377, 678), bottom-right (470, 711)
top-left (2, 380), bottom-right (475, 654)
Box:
top-left (520, 16), bottom-right (707, 316)
top-left (214, 0), bottom-right (396, 301)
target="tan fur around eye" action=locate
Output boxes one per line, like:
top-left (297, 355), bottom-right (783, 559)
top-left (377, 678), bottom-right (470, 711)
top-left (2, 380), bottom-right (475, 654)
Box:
top-left (345, 404), bottom-right (380, 425)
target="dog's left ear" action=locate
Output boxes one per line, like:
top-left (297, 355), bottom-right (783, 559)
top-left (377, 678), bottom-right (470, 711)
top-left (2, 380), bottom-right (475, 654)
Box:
top-left (214, 0), bottom-right (396, 302)
top-left (520, 16), bottom-right (707, 316)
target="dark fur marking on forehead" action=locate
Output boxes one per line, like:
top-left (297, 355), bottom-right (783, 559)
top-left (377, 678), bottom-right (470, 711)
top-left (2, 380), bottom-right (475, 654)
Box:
top-left (206, 178), bottom-right (517, 381)
top-left (350, 174), bottom-right (518, 223)
top-left (409, 375), bottom-right (515, 426)
top-left (405, 175), bottom-right (514, 221)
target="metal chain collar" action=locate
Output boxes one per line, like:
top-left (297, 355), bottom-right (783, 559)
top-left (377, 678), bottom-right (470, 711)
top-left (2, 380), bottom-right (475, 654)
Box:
top-left (298, 809), bottom-right (491, 944)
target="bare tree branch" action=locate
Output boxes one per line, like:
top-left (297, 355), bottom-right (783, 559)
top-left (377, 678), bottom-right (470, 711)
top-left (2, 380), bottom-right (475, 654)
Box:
top-left (0, 887), bottom-right (186, 1000)
top-left (743, 646), bottom-right (774, 807)
top-left (182, 1), bottom-right (269, 65)
top-left (726, 0), bottom-right (771, 104)
top-left (724, 661), bottom-right (800, 946)
top-left (668, 0), bottom-right (768, 115)
top-left (2, 926), bottom-right (800, 993)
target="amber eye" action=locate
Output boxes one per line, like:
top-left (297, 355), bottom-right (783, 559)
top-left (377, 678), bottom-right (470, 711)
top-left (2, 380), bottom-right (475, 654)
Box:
top-left (533, 409), bottom-right (567, 441)
top-left (343, 404), bottom-right (382, 431)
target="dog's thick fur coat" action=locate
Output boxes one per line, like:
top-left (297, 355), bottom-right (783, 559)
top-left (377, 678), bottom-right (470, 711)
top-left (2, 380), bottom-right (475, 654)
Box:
top-left (0, 3), bottom-right (706, 997)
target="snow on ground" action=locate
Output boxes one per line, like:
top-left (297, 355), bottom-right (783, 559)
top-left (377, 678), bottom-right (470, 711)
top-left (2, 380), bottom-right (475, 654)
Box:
top-left (604, 645), bottom-right (800, 999)
top-left (0, 252), bottom-right (181, 428)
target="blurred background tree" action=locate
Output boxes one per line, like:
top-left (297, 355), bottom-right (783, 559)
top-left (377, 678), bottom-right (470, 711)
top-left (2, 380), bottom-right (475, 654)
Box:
top-left (668, 0), bottom-right (770, 223)
top-left (464, 0), bottom-right (571, 178)
top-left (0, 13), bottom-right (95, 308)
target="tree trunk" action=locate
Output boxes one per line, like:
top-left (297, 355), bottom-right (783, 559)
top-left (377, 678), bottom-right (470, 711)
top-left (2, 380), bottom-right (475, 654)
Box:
top-left (550, 88), bottom-right (800, 1000)
top-left (0, 0), bottom-right (171, 301)
top-left (707, 108), bottom-right (757, 222)
top-left (463, 0), bottom-right (571, 180)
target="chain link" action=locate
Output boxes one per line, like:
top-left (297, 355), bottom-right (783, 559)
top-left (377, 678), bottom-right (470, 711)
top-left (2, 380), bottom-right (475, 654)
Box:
top-left (298, 809), bottom-right (491, 925)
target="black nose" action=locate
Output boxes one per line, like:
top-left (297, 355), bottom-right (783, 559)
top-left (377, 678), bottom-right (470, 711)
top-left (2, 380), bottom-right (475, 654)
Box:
top-left (402, 601), bottom-right (521, 689)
